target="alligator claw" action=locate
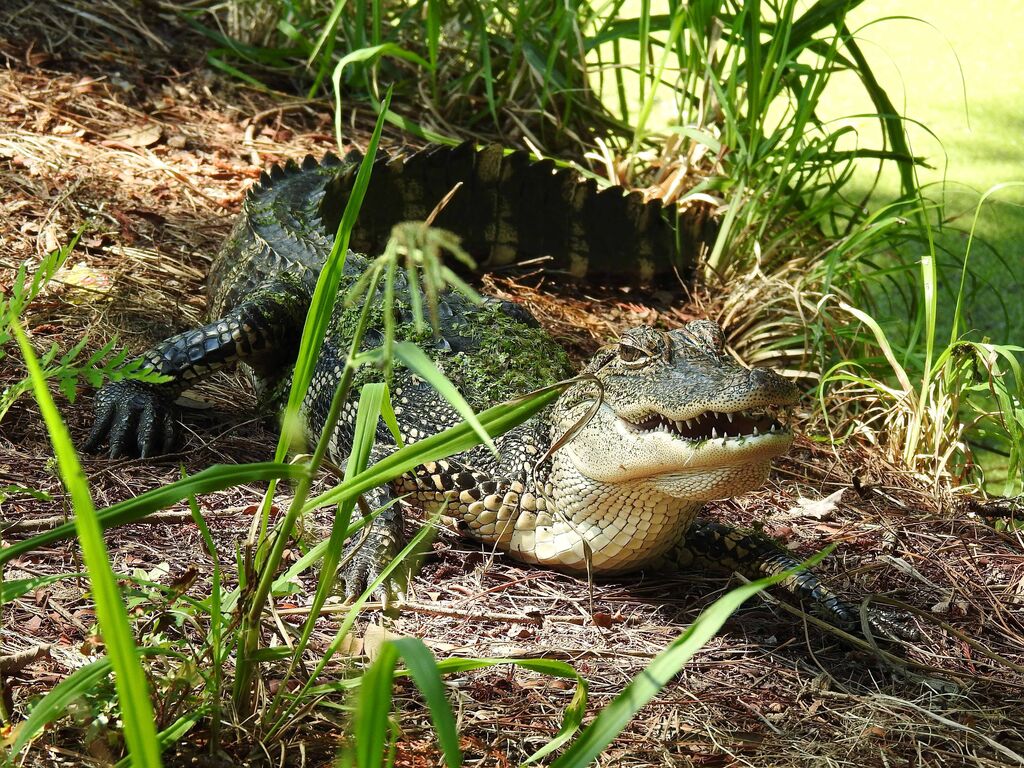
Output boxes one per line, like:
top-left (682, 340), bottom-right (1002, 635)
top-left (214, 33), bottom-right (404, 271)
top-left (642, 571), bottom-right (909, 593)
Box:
top-left (338, 505), bottom-right (407, 606)
top-left (860, 606), bottom-right (919, 643)
top-left (339, 537), bottom-right (407, 608)
top-left (84, 380), bottom-right (178, 459)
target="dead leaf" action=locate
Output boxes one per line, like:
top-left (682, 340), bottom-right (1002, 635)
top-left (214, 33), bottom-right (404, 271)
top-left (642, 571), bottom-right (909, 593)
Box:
top-left (364, 622), bottom-right (403, 661)
top-left (337, 632), bottom-right (363, 657)
top-left (106, 123), bottom-right (163, 148)
top-left (771, 488), bottom-right (845, 521)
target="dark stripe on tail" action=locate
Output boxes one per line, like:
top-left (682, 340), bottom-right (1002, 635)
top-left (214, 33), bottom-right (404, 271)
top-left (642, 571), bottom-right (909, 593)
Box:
top-left (319, 142), bottom-right (713, 284)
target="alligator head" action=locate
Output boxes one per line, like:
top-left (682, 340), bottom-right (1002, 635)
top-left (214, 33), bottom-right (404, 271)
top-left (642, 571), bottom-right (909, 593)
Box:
top-left (552, 321), bottom-right (800, 498)
top-left (534, 321), bottom-right (800, 572)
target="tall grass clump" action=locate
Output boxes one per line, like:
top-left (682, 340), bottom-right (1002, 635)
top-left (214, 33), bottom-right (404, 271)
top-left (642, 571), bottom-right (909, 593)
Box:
top-left (818, 186), bottom-right (1024, 496)
top-left (183, 1), bottom-right (924, 360)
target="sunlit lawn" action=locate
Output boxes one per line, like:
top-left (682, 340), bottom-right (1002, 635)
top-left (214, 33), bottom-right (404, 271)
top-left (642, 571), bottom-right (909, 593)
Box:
top-left (828, 0), bottom-right (1024, 342)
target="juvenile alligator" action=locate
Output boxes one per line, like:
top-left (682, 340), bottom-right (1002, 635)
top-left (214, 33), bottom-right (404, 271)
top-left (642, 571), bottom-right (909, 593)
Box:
top-left (84, 143), bottom-right (910, 639)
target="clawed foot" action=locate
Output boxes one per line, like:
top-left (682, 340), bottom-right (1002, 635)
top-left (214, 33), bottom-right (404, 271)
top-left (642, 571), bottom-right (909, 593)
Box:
top-left (338, 550), bottom-right (407, 608)
top-left (860, 605), bottom-right (920, 644)
top-left (337, 508), bottom-right (407, 607)
top-left (84, 380), bottom-right (178, 459)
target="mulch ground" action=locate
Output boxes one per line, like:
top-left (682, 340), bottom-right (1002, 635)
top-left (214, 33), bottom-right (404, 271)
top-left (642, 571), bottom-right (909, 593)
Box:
top-left (1, 3), bottom-right (1023, 766)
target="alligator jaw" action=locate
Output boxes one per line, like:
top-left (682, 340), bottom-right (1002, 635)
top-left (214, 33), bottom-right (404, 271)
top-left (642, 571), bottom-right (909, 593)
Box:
top-left (607, 407), bottom-right (793, 475)
top-left (624, 407), bottom-right (789, 443)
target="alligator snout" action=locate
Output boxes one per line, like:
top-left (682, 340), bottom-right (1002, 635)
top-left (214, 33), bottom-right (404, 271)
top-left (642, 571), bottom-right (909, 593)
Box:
top-left (748, 367), bottom-right (801, 404)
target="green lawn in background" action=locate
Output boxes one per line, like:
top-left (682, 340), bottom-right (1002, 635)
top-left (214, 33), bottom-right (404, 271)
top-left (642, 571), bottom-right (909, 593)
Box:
top-left (827, 0), bottom-right (1024, 343)
top-left (816, 1), bottom-right (1023, 488)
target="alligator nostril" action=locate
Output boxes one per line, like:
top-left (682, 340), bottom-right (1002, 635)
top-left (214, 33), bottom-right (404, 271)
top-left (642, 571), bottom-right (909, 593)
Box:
top-left (749, 368), bottom-right (801, 401)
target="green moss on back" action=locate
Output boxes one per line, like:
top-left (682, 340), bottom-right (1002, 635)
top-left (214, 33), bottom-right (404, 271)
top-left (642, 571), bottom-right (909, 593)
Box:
top-left (428, 302), bottom-right (573, 408)
top-left (263, 255), bottom-right (574, 413)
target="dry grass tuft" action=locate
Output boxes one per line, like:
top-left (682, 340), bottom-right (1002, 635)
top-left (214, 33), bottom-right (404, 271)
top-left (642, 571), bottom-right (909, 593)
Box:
top-left (1, 3), bottom-right (1022, 766)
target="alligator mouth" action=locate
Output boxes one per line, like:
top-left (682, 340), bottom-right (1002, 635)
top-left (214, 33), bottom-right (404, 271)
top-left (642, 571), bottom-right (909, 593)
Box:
top-left (626, 408), bottom-right (789, 442)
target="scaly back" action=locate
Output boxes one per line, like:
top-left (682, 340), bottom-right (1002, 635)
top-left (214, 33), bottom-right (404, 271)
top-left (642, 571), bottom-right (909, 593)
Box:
top-left (209, 142), bottom-right (715, 316)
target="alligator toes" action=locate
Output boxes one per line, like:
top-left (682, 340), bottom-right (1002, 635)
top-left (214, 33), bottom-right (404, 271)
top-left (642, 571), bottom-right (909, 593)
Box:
top-left (338, 505), bottom-right (407, 607)
top-left (84, 395), bottom-right (115, 453)
top-left (83, 379), bottom-right (178, 459)
top-left (824, 598), bottom-right (918, 643)
top-left (339, 558), bottom-right (371, 602)
top-left (338, 548), bottom-right (407, 608)
top-left (137, 398), bottom-right (158, 458)
top-left (106, 407), bottom-right (135, 459)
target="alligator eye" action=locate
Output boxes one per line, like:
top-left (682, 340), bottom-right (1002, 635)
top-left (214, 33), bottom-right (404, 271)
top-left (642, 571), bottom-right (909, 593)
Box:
top-left (618, 343), bottom-right (648, 363)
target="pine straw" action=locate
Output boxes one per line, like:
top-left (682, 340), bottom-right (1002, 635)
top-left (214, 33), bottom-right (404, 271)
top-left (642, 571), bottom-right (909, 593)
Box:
top-left (2, 4), bottom-right (1023, 767)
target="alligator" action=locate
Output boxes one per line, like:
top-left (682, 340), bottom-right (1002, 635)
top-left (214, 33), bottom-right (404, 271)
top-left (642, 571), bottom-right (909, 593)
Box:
top-left (83, 142), bottom-right (911, 639)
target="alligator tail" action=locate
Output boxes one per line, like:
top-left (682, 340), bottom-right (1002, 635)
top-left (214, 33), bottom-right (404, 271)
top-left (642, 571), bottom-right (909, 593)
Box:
top-left (319, 141), bottom-right (715, 285)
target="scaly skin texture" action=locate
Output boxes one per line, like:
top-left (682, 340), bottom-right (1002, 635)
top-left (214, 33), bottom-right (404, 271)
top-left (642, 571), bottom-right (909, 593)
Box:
top-left (84, 144), bottom-right (914, 641)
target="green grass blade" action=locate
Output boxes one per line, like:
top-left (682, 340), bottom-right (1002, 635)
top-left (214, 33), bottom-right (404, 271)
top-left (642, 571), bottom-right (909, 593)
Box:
top-left (951, 182), bottom-right (1024, 345)
top-left (112, 705), bottom-right (213, 768)
top-left (0, 462), bottom-right (306, 566)
top-left (185, 484), bottom-right (224, 754)
top-left (330, 46), bottom-right (427, 150)
top-left (390, 638), bottom-right (461, 768)
top-left (7, 316), bottom-right (163, 768)
top-left (838, 302), bottom-right (914, 394)
top-left (303, 385), bottom-right (563, 515)
top-left (393, 341), bottom-right (496, 453)
top-left (266, 516), bottom-right (439, 739)
top-left (839, 32), bottom-right (916, 200)
top-left (205, 51), bottom-right (271, 91)
top-left (273, 88), bottom-right (392, 467)
top-left (1, 572), bottom-right (83, 603)
top-left (354, 642), bottom-right (399, 768)
top-left (350, 642), bottom-right (584, 768)
top-left (263, 383), bottom-right (388, 723)
top-left (314, 653), bottom-right (586, 763)
top-left (546, 549), bottom-right (831, 768)
top-left (307, 0), bottom-right (349, 66)
top-left (5, 658), bottom-right (112, 755)
top-left (513, 658), bottom-right (588, 763)
top-left (234, 92), bottom-right (392, 713)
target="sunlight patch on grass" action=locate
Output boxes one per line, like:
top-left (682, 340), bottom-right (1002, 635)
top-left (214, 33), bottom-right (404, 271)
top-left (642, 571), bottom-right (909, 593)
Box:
top-left (818, 0), bottom-right (1024, 339)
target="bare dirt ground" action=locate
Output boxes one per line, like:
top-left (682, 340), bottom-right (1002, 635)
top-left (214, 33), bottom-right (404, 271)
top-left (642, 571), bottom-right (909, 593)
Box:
top-left (2, 3), bottom-right (1023, 766)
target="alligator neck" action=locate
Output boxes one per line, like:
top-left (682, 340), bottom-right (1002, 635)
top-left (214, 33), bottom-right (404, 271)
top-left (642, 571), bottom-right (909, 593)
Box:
top-left (506, 449), bottom-right (704, 574)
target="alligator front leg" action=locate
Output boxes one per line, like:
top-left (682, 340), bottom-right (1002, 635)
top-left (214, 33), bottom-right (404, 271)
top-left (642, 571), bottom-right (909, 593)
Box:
top-left (338, 486), bottom-right (408, 603)
top-left (85, 273), bottom-right (311, 458)
top-left (666, 520), bottom-right (917, 641)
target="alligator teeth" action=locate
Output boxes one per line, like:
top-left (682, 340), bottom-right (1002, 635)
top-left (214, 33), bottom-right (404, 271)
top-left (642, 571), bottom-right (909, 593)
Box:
top-left (752, 426), bottom-right (759, 436)
top-left (710, 427), bottom-right (718, 439)
top-left (685, 419), bottom-right (694, 429)
top-left (769, 424), bottom-right (776, 432)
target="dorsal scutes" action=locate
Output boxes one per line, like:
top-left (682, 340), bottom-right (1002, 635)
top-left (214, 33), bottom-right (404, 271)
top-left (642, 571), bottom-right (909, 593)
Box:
top-left (312, 142), bottom-right (708, 283)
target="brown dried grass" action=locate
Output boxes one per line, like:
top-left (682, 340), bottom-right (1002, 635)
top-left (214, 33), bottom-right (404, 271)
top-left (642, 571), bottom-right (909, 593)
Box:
top-left (1, 3), bottom-right (1022, 766)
